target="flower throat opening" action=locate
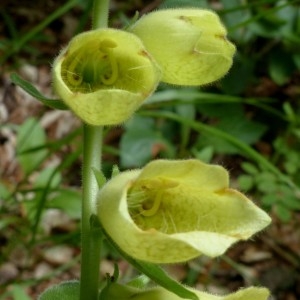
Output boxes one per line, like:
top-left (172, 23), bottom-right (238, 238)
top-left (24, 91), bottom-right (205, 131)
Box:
top-left (61, 38), bottom-right (119, 93)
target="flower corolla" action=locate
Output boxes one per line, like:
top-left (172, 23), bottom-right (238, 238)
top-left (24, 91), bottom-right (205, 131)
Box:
top-left (100, 282), bottom-right (270, 300)
top-left (97, 159), bottom-right (271, 263)
top-left (129, 9), bottom-right (236, 85)
top-left (52, 28), bottom-right (161, 125)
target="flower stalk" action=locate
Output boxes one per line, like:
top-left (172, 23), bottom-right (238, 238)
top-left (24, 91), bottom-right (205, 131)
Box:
top-left (79, 0), bottom-right (109, 299)
top-left (80, 125), bottom-right (103, 300)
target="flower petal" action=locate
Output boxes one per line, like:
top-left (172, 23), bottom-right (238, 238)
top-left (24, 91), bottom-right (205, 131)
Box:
top-left (147, 286), bottom-right (270, 300)
top-left (135, 159), bottom-right (229, 191)
top-left (100, 283), bottom-right (270, 300)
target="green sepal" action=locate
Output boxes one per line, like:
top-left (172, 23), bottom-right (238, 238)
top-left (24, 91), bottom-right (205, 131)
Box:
top-left (38, 280), bottom-right (80, 300)
top-left (112, 262), bottom-right (120, 282)
top-left (127, 275), bottom-right (150, 289)
top-left (111, 164), bottom-right (120, 177)
top-left (10, 72), bottom-right (68, 110)
top-left (123, 11), bottom-right (140, 30)
top-left (99, 278), bottom-right (138, 300)
top-left (99, 221), bottom-right (198, 300)
top-left (92, 167), bottom-right (107, 188)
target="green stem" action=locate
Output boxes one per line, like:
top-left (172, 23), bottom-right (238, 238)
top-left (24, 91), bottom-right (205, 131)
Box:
top-left (80, 1), bottom-right (110, 299)
top-left (80, 125), bottom-right (103, 300)
top-left (92, 0), bottom-right (110, 29)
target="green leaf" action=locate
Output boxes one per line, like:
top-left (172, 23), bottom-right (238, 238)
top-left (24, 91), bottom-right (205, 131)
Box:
top-left (23, 167), bottom-right (62, 223)
top-left (284, 195), bottom-right (300, 210)
top-left (120, 128), bottom-right (173, 168)
top-left (268, 48), bottom-right (296, 85)
top-left (16, 118), bottom-right (48, 175)
top-left (0, 217), bottom-right (20, 231)
top-left (256, 172), bottom-right (277, 193)
top-left (275, 204), bottom-right (291, 222)
top-left (238, 174), bottom-right (254, 191)
top-left (284, 153), bottom-right (300, 175)
top-left (10, 285), bottom-right (31, 300)
top-left (175, 104), bottom-right (196, 153)
top-left (192, 145), bottom-right (214, 163)
top-left (196, 103), bottom-right (267, 155)
top-left (38, 280), bottom-right (80, 300)
top-left (10, 73), bottom-right (68, 110)
top-left (125, 115), bottom-right (155, 131)
top-left (283, 102), bottom-right (296, 123)
top-left (261, 194), bottom-right (277, 207)
top-left (0, 181), bottom-right (10, 200)
top-left (293, 53), bottom-right (300, 69)
top-left (241, 162), bottom-right (259, 175)
top-left (48, 188), bottom-right (81, 219)
top-left (34, 166), bottom-right (62, 189)
top-left (221, 53), bottom-right (255, 95)
top-left (99, 222), bottom-right (198, 300)
top-left (275, 0), bottom-right (298, 35)
top-left (221, 0), bottom-right (253, 43)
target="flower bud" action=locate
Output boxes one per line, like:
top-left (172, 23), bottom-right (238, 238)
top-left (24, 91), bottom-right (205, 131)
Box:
top-left (129, 9), bottom-right (236, 86)
top-left (52, 29), bottom-right (161, 125)
top-left (97, 159), bottom-right (271, 263)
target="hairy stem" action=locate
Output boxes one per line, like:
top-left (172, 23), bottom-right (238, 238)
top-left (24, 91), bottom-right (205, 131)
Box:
top-left (80, 125), bottom-right (103, 300)
top-left (80, 0), bottom-right (109, 299)
top-left (92, 0), bottom-right (110, 29)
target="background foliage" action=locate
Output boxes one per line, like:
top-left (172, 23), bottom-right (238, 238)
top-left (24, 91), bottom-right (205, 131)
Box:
top-left (1, 0), bottom-right (300, 299)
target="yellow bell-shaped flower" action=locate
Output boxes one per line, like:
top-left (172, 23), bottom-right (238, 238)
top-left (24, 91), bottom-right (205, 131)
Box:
top-left (144, 286), bottom-right (270, 300)
top-left (129, 9), bottom-right (236, 86)
top-left (52, 28), bottom-right (161, 125)
top-left (97, 159), bottom-right (271, 263)
top-left (141, 286), bottom-right (270, 300)
top-left (101, 283), bottom-right (270, 300)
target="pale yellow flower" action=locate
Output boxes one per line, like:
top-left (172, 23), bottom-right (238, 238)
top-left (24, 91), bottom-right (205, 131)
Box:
top-left (100, 282), bottom-right (270, 300)
top-left (144, 286), bottom-right (270, 300)
top-left (98, 159), bottom-right (271, 263)
top-left (52, 28), bottom-right (161, 125)
top-left (129, 9), bottom-right (236, 85)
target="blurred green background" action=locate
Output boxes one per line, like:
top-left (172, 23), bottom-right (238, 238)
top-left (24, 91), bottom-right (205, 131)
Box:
top-left (1, 0), bottom-right (300, 299)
